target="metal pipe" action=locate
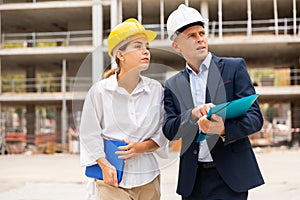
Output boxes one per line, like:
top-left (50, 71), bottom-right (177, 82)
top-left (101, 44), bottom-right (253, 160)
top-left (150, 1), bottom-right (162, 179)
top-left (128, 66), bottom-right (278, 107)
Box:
top-left (118, 0), bottom-right (123, 23)
top-left (160, 0), bottom-right (165, 40)
top-left (137, 0), bottom-right (142, 23)
top-left (218, 0), bottom-right (223, 39)
top-left (247, 0), bottom-right (252, 37)
top-left (185, 0), bottom-right (189, 6)
top-left (293, 0), bottom-right (297, 36)
top-left (273, 0), bottom-right (279, 35)
top-left (61, 59), bottom-right (67, 153)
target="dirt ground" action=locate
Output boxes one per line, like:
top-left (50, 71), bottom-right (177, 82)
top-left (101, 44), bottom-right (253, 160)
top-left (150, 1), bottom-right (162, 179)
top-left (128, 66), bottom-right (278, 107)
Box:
top-left (0, 146), bottom-right (300, 200)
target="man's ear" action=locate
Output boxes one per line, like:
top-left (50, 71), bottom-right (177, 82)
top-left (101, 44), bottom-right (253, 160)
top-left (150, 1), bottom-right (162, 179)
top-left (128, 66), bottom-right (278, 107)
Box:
top-left (172, 41), bottom-right (181, 53)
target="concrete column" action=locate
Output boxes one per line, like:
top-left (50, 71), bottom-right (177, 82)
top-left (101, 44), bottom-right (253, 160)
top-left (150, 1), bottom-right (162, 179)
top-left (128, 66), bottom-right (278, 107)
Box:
top-left (185, 0), bottom-right (189, 6)
top-left (293, 0), bottom-right (297, 36)
top-left (92, 0), bottom-right (104, 83)
top-left (273, 0), bottom-right (279, 35)
top-left (0, 12), bottom-right (2, 48)
top-left (218, 0), bottom-right (223, 39)
top-left (200, 0), bottom-right (209, 37)
top-left (0, 57), bottom-right (2, 94)
top-left (111, 0), bottom-right (118, 29)
top-left (291, 101), bottom-right (300, 145)
top-left (61, 59), bottom-right (67, 153)
top-left (160, 0), bottom-right (165, 40)
top-left (26, 66), bottom-right (36, 92)
top-left (247, 0), bottom-right (252, 37)
top-left (110, 0), bottom-right (118, 70)
top-left (56, 107), bottom-right (62, 140)
top-left (92, 49), bottom-right (104, 83)
top-left (92, 0), bottom-right (103, 47)
top-left (118, 0), bottom-right (123, 23)
top-left (137, 0), bottom-right (142, 23)
top-left (26, 104), bottom-right (35, 145)
top-left (1, 112), bottom-right (5, 155)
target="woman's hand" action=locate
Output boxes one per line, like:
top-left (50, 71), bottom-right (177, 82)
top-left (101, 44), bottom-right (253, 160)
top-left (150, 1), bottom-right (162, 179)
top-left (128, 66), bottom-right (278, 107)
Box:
top-left (116, 142), bottom-right (143, 160)
top-left (96, 157), bottom-right (119, 187)
top-left (116, 139), bottom-right (159, 160)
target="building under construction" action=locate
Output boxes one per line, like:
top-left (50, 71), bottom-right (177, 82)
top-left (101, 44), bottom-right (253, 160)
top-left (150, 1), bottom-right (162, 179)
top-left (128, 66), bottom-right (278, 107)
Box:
top-left (0, 0), bottom-right (299, 154)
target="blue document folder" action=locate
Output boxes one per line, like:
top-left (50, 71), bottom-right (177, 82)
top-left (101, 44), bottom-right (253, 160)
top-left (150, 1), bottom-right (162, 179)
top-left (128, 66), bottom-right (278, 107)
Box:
top-left (85, 139), bottom-right (126, 183)
top-left (196, 94), bottom-right (259, 142)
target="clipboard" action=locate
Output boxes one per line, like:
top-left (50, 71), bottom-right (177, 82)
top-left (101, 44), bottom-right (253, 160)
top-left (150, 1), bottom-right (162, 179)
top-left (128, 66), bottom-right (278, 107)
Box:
top-left (85, 139), bottom-right (126, 183)
top-left (206, 94), bottom-right (259, 120)
top-left (196, 94), bottom-right (259, 142)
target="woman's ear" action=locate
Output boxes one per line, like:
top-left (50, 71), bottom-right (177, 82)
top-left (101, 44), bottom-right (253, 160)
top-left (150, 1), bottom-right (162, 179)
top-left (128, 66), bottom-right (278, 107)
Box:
top-left (116, 50), bottom-right (124, 61)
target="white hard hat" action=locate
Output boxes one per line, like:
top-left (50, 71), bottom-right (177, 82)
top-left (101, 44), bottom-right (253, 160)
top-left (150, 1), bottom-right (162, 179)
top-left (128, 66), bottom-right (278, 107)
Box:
top-left (167, 4), bottom-right (208, 40)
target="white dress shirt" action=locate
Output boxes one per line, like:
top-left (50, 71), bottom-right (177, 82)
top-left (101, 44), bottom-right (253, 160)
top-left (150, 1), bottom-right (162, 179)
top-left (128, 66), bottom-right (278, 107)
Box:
top-left (186, 52), bottom-right (214, 162)
top-left (79, 73), bottom-right (168, 188)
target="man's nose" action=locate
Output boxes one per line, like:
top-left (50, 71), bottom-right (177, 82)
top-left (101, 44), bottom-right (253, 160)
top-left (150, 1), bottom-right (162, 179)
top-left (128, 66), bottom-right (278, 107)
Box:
top-left (196, 33), bottom-right (204, 42)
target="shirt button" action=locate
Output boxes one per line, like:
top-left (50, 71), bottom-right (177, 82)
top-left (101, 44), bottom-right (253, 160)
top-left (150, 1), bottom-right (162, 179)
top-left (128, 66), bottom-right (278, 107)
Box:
top-left (193, 150), bottom-right (197, 154)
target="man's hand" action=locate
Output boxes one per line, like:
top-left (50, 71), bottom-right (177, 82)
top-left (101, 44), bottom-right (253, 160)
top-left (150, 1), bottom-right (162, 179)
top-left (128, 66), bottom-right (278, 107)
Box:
top-left (198, 114), bottom-right (225, 135)
top-left (190, 103), bottom-right (214, 122)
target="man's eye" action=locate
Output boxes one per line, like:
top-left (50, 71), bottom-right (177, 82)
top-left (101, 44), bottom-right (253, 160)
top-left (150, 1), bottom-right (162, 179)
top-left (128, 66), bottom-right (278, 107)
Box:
top-left (187, 34), bottom-right (195, 38)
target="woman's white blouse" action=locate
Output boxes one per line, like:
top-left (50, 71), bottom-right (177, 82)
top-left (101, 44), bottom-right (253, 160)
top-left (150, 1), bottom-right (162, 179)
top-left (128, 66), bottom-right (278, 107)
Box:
top-left (79, 74), bottom-right (168, 188)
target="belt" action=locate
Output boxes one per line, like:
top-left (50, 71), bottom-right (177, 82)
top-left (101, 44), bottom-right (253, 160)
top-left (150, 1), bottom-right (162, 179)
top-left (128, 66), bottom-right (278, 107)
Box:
top-left (198, 162), bottom-right (216, 169)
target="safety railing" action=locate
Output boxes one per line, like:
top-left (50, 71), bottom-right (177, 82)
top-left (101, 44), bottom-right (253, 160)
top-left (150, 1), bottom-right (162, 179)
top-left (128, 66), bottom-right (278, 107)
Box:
top-left (0, 0), bottom-right (86, 3)
top-left (1, 76), bottom-right (92, 93)
top-left (1, 18), bottom-right (300, 49)
top-left (1, 69), bottom-right (300, 93)
top-left (249, 68), bottom-right (300, 87)
top-left (1, 30), bottom-right (92, 48)
top-left (210, 18), bottom-right (300, 37)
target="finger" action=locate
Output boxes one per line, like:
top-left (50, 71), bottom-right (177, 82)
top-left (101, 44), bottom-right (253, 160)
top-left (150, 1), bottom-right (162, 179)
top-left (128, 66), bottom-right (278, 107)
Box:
top-left (199, 107), bottom-right (208, 116)
top-left (211, 114), bottom-right (223, 122)
top-left (112, 170), bottom-right (119, 187)
top-left (118, 153), bottom-right (134, 160)
top-left (118, 145), bottom-right (129, 151)
top-left (208, 103), bottom-right (215, 107)
top-left (115, 150), bottom-right (129, 155)
top-left (198, 116), bottom-right (210, 132)
top-left (205, 103), bottom-right (214, 112)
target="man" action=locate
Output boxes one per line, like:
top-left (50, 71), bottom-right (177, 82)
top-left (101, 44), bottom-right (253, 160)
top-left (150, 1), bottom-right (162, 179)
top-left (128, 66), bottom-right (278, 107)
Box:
top-left (163, 4), bottom-right (264, 200)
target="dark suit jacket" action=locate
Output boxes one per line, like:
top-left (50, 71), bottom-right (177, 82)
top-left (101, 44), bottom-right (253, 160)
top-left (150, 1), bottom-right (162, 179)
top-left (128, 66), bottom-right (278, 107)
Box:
top-left (163, 54), bottom-right (264, 197)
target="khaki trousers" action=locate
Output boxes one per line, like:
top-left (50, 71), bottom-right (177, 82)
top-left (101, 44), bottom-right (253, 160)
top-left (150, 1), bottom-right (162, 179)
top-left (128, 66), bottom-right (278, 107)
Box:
top-left (96, 175), bottom-right (161, 200)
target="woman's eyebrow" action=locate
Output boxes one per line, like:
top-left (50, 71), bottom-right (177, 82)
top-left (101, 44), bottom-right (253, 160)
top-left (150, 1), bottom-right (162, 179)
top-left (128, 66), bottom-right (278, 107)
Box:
top-left (132, 41), bottom-right (149, 45)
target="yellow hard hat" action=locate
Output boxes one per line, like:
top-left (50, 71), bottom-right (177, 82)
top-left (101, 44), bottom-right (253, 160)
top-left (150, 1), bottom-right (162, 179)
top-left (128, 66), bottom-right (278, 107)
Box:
top-left (107, 18), bottom-right (157, 57)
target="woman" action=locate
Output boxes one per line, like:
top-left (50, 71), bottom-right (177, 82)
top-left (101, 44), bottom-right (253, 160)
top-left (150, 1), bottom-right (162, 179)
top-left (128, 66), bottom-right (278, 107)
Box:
top-left (80, 18), bottom-right (168, 200)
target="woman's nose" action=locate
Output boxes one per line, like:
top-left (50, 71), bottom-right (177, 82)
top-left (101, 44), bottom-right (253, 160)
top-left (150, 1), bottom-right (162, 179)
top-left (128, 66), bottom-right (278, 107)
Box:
top-left (143, 47), bottom-right (150, 54)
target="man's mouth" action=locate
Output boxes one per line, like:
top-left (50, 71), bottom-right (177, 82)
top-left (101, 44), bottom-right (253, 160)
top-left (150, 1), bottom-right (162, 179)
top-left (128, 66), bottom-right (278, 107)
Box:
top-left (196, 46), bottom-right (205, 50)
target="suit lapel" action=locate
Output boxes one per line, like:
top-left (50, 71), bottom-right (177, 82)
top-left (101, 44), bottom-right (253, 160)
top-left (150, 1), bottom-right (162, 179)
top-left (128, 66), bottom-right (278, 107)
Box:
top-left (174, 55), bottom-right (226, 109)
top-left (206, 55), bottom-right (226, 104)
top-left (175, 70), bottom-right (195, 109)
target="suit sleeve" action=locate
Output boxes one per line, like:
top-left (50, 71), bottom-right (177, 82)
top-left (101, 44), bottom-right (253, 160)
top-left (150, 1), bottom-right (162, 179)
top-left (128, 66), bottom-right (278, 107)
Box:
top-left (224, 58), bottom-right (263, 145)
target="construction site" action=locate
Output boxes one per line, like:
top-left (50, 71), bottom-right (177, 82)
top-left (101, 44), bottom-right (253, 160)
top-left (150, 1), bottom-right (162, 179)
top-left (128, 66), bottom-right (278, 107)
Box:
top-left (0, 0), bottom-right (299, 155)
